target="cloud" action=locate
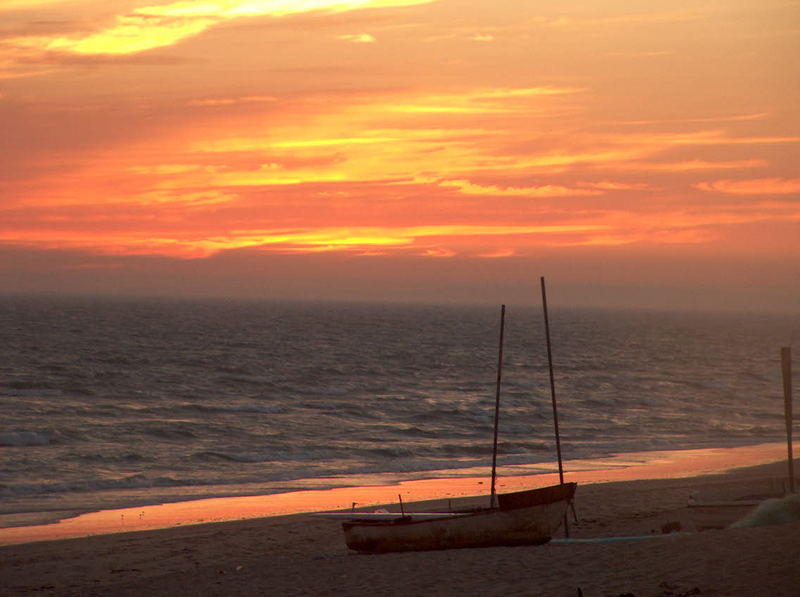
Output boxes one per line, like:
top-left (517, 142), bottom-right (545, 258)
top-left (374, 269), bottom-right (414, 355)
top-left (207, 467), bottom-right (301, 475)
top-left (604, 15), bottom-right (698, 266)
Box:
top-left (562, 228), bottom-right (719, 247)
top-left (0, 0), bottom-right (74, 9)
top-left (338, 33), bottom-right (376, 42)
top-left (11, 16), bottom-right (216, 56)
top-left (476, 248), bottom-right (516, 258)
top-left (0, 223), bottom-right (611, 259)
top-left (439, 179), bottom-right (602, 197)
top-left (3, 70), bottom-right (794, 268)
top-left (530, 8), bottom-right (708, 31)
top-left (603, 51), bottom-right (673, 58)
top-left (606, 129), bottom-right (800, 148)
top-left (188, 95), bottom-right (278, 106)
top-left (612, 159), bottom-right (767, 172)
top-left (420, 247), bottom-right (456, 258)
top-left (611, 113), bottom-right (770, 127)
top-left (696, 178), bottom-right (800, 195)
top-left (577, 181), bottom-right (654, 191)
top-left (384, 86), bottom-right (582, 114)
top-left (6, 0), bottom-right (435, 56)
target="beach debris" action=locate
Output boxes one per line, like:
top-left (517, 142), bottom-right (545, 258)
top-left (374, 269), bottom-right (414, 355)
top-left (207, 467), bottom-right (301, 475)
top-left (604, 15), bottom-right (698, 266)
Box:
top-left (615, 583), bottom-right (702, 597)
top-left (729, 494), bottom-right (800, 528)
top-left (553, 532), bottom-right (689, 544)
top-left (656, 581), bottom-right (702, 596)
top-left (686, 480), bottom-right (787, 530)
top-left (660, 521), bottom-right (682, 534)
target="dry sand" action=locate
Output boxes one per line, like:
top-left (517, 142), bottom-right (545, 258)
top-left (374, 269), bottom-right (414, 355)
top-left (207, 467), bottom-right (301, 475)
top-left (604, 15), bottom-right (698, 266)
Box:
top-left (1, 458), bottom-right (798, 597)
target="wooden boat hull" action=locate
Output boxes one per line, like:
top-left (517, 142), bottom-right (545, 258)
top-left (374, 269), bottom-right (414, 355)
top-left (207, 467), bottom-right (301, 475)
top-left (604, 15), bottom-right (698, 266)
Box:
top-left (342, 482), bottom-right (576, 553)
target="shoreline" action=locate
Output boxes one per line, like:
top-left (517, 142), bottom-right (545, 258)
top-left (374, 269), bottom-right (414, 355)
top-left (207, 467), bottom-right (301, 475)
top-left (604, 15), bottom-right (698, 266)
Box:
top-left (1, 447), bottom-right (797, 596)
top-left (0, 441), bottom-right (792, 547)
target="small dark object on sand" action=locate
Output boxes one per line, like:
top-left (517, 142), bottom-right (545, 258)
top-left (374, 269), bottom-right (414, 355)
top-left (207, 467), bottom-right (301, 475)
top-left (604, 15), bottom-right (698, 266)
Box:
top-left (660, 521), bottom-right (682, 534)
top-left (657, 580), bottom-right (702, 596)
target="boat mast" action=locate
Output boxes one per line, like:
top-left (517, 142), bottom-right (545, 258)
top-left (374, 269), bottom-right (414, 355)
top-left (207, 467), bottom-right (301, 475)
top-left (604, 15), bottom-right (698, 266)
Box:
top-left (490, 304), bottom-right (506, 508)
top-left (540, 277), bottom-right (565, 485)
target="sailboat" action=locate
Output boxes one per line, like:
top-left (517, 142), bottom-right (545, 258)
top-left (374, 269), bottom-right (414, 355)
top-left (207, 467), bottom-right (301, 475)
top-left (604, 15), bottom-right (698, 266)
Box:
top-left (325, 292), bottom-right (575, 553)
top-left (339, 482), bottom-right (576, 553)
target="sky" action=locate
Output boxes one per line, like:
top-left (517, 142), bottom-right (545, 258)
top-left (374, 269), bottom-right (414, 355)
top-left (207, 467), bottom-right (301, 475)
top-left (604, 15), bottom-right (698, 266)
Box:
top-left (1, 0), bottom-right (798, 311)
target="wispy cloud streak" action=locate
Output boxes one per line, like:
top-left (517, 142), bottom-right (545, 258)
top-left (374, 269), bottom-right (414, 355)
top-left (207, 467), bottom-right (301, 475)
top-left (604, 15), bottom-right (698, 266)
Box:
top-left (6, 0), bottom-right (435, 55)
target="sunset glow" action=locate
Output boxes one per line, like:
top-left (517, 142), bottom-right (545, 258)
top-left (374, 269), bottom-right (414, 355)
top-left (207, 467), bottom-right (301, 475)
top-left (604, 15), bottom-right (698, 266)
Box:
top-left (1, 0), bottom-right (798, 308)
top-left (9, 0), bottom-right (435, 55)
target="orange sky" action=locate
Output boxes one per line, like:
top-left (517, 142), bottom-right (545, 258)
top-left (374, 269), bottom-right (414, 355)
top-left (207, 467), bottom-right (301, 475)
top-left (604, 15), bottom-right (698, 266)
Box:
top-left (1, 0), bottom-right (798, 309)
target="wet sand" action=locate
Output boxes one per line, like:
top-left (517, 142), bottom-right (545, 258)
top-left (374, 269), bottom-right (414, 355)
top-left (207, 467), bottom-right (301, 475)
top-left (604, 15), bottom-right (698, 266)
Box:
top-left (0, 442), bottom-right (791, 547)
top-left (1, 446), bottom-right (797, 596)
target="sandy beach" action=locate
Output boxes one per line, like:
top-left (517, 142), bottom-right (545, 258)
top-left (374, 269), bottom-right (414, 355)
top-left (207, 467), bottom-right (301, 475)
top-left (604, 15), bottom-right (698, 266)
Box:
top-left (2, 452), bottom-right (798, 597)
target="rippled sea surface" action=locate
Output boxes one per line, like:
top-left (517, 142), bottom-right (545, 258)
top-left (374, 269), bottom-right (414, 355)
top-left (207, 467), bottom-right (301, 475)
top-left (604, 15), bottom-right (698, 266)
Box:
top-left (0, 295), bottom-right (797, 522)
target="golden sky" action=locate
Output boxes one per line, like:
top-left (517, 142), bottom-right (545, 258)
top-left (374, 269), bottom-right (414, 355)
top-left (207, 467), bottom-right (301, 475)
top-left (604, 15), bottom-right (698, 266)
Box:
top-left (1, 0), bottom-right (798, 309)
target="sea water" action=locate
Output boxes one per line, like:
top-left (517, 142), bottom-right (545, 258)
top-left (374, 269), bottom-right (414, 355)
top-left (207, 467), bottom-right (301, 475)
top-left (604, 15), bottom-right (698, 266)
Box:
top-left (0, 295), bottom-right (796, 526)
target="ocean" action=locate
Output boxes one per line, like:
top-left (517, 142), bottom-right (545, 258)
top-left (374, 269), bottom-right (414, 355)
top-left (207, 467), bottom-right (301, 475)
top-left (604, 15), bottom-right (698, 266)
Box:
top-left (0, 295), bottom-right (796, 527)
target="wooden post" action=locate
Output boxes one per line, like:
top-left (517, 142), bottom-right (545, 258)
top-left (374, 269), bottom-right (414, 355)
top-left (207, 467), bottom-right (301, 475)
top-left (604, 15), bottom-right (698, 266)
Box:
top-left (490, 305), bottom-right (506, 508)
top-left (781, 347), bottom-right (794, 493)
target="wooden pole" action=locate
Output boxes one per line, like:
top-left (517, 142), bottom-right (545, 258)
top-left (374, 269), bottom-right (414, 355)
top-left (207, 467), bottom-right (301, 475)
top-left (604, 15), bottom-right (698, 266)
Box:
top-left (781, 347), bottom-right (794, 493)
top-left (541, 277), bottom-right (565, 485)
top-left (490, 305), bottom-right (506, 508)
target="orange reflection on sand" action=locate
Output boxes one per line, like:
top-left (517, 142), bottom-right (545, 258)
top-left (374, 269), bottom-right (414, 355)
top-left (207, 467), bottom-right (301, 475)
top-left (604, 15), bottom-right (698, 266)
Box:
top-left (0, 442), bottom-right (789, 547)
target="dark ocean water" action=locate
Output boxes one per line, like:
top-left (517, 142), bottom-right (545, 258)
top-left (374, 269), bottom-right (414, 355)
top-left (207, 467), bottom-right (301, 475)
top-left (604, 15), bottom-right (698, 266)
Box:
top-left (0, 296), bottom-right (796, 524)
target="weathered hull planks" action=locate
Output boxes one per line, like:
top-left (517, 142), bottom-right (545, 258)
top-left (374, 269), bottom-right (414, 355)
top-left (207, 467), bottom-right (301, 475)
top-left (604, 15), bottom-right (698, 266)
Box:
top-left (342, 482), bottom-right (576, 553)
